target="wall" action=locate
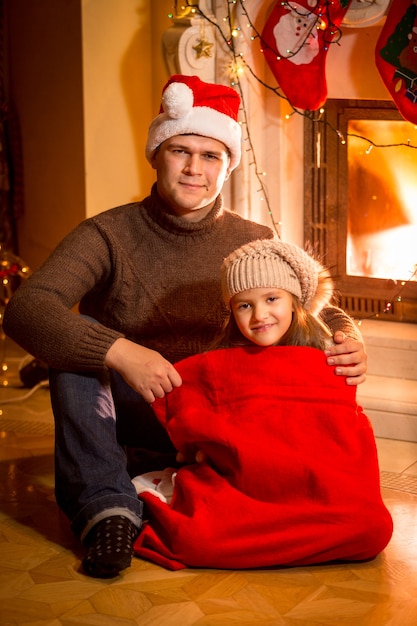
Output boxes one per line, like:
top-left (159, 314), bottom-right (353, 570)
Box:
top-left (6, 0), bottom-right (172, 270)
top-left (327, 23), bottom-right (390, 100)
top-left (81, 0), bottom-right (171, 217)
top-left (6, 0), bottom-right (85, 269)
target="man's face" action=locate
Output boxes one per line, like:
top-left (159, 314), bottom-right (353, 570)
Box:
top-left (151, 135), bottom-right (232, 221)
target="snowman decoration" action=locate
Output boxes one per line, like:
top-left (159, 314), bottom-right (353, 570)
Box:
top-left (262, 0), bottom-right (353, 110)
top-left (273, 0), bottom-right (320, 65)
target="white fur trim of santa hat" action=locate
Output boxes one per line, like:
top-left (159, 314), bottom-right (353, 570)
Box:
top-left (145, 75), bottom-right (242, 171)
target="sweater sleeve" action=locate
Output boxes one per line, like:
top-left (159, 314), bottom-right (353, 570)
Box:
top-left (3, 220), bottom-right (125, 371)
top-left (320, 306), bottom-right (363, 342)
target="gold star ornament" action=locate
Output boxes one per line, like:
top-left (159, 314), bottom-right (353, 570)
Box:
top-left (192, 38), bottom-right (214, 59)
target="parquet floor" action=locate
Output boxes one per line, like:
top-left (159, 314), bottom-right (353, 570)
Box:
top-left (1, 343), bottom-right (417, 625)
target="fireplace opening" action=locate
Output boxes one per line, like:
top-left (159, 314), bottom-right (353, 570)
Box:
top-left (304, 99), bottom-right (417, 324)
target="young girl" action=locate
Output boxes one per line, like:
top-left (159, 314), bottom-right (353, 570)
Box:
top-left (216, 238), bottom-right (334, 350)
top-left (133, 240), bottom-right (392, 571)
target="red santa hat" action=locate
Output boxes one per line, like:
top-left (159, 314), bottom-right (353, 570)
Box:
top-left (145, 74), bottom-right (242, 171)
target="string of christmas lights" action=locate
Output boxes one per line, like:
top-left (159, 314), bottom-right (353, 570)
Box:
top-left (172, 1), bottom-right (417, 148)
top-left (357, 264), bottom-right (417, 324)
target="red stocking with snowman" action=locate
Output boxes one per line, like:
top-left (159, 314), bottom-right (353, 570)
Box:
top-left (261, 0), bottom-right (353, 111)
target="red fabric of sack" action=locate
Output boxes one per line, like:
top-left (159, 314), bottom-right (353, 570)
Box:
top-left (133, 346), bottom-right (393, 570)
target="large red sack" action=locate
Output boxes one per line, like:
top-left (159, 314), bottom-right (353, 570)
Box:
top-left (133, 346), bottom-right (393, 570)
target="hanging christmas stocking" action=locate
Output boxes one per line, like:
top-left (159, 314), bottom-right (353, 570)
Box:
top-left (261, 0), bottom-right (353, 111)
top-left (375, 0), bottom-right (417, 125)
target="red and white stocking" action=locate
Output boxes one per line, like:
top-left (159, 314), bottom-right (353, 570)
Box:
top-left (375, 0), bottom-right (417, 124)
top-left (261, 0), bottom-right (353, 111)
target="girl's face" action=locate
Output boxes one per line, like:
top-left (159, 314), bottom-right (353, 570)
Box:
top-left (230, 287), bottom-right (294, 347)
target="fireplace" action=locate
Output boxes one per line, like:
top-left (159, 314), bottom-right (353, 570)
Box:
top-left (304, 100), bottom-right (417, 324)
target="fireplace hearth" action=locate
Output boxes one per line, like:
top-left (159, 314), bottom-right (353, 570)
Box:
top-left (304, 100), bottom-right (417, 324)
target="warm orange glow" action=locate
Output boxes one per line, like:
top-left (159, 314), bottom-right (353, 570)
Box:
top-left (346, 120), bottom-right (417, 282)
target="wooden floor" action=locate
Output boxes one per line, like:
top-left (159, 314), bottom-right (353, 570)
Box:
top-left (1, 345), bottom-right (417, 625)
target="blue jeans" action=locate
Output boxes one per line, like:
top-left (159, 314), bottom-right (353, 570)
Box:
top-left (49, 365), bottom-right (176, 540)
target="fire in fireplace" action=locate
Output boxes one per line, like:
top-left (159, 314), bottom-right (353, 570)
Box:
top-left (304, 99), bottom-right (417, 324)
top-left (347, 118), bottom-right (417, 283)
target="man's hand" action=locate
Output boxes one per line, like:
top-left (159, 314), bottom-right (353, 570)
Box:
top-left (105, 338), bottom-right (182, 402)
top-left (325, 330), bottom-right (367, 386)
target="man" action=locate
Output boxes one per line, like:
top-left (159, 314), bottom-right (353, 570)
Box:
top-left (4, 75), bottom-right (367, 578)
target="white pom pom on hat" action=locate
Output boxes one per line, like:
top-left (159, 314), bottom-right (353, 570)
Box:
top-left (145, 74), bottom-right (242, 171)
top-left (161, 82), bottom-right (194, 119)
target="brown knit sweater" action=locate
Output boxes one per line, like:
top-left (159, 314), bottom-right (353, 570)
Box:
top-left (4, 186), bottom-right (360, 371)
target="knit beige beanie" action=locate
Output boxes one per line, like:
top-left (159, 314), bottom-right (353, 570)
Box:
top-left (221, 239), bottom-right (333, 314)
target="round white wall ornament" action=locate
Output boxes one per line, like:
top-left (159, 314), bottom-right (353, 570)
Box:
top-left (342, 0), bottom-right (392, 28)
